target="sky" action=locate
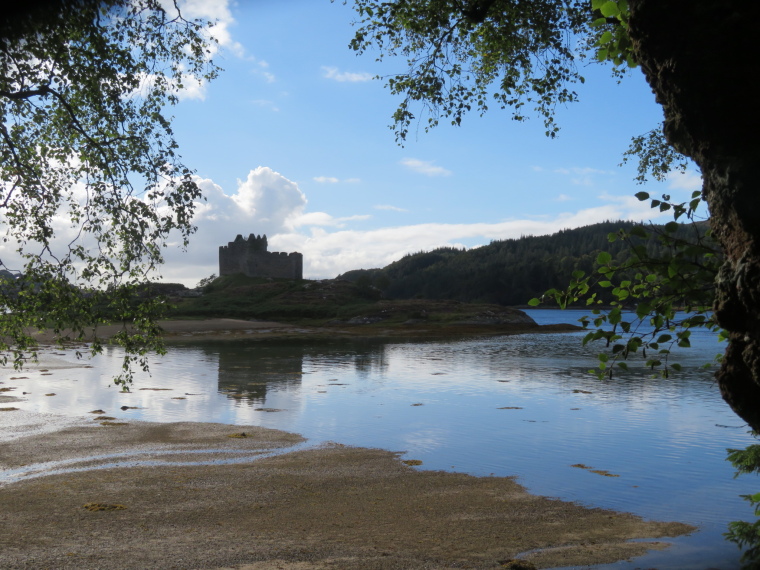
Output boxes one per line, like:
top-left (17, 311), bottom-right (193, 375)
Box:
top-left (40, 0), bottom-right (709, 286)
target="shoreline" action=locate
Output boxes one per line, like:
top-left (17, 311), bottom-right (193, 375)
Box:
top-left (28, 317), bottom-right (582, 345)
top-left (0, 413), bottom-right (694, 569)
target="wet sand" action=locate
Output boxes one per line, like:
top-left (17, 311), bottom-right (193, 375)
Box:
top-left (0, 415), bottom-right (695, 569)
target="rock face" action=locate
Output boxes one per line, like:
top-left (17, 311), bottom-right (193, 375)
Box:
top-left (629, 1), bottom-right (760, 429)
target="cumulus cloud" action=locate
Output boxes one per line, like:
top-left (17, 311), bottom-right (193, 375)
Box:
top-left (175, 0), bottom-right (245, 58)
top-left (230, 167), bottom-right (306, 227)
top-left (400, 158), bottom-right (452, 177)
top-left (322, 66), bottom-right (373, 82)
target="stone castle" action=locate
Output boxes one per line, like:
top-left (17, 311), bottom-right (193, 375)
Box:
top-left (219, 234), bottom-right (303, 280)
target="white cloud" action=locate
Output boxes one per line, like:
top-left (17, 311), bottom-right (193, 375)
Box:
top-left (668, 170), bottom-right (702, 191)
top-left (313, 176), bottom-right (361, 184)
top-left (553, 166), bottom-right (614, 187)
top-left (250, 99), bottom-right (279, 112)
top-left (230, 167), bottom-right (306, 227)
top-left (133, 72), bottom-right (209, 101)
top-left (400, 158), bottom-right (452, 177)
top-left (293, 213), bottom-right (371, 227)
top-left (374, 205), bottom-right (408, 212)
top-left (175, 0), bottom-right (245, 58)
top-left (250, 58), bottom-right (276, 83)
top-left (322, 66), bottom-right (373, 83)
top-left (555, 194), bottom-right (573, 202)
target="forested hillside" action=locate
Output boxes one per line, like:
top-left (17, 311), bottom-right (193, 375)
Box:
top-left (338, 221), bottom-right (713, 306)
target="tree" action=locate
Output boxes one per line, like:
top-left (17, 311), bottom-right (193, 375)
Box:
top-left (0, 1), bottom-right (218, 386)
top-left (346, 0), bottom-right (760, 430)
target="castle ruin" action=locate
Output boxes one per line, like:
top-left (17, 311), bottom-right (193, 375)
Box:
top-left (219, 234), bottom-right (303, 280)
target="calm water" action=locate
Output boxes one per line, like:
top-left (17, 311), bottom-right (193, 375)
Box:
top-left (2, 309), bottom-right (756, 569)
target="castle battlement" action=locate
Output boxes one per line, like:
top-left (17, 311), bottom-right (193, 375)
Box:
top-left (219, 233), bottom-right (303, 280)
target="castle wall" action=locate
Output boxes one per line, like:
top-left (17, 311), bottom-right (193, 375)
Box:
top-left (219, 234), bottom-right (303, 280)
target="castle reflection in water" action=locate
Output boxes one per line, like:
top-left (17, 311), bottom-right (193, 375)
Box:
top-left (207, 339), bottom-right (390, 405)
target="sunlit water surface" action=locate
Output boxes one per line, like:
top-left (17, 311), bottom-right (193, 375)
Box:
top-left (2, 309), bottom-right (755, 569)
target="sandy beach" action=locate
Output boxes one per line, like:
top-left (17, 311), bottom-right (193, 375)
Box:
top-left (1, 319), bottom-right (695, 569)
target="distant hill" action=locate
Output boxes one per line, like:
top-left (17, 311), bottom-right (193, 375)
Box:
top-left (338, 220), bottom-right (713, 306)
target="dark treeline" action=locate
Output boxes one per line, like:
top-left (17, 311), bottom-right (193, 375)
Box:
top-left (338, 220), bottom-right (713, 306)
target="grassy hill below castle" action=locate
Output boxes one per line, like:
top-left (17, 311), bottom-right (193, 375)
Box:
top-left (168, 273), bottom-right (552, 336)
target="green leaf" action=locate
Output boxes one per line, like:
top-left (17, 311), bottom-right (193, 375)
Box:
top-left (596, 251), bottom-right (612, 265)
top-left (600, 1), bottom-right (620, 17)
top-left (528, 298), bottom-right (540, 306)
top-left (630, 226), bottom-right (648, 238)
top-left (634, 191), bottom-right (650, 201)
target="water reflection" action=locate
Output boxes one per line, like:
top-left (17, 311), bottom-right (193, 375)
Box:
top-left (215, 344), bottom-right (306, 404)
top-left (206, 340), bottom-right (391, 404)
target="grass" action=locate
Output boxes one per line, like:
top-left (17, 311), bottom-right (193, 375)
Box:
top-left (167, 274), bottom-right (544, 333)
top-left (168, 275), bottom-right (379, 323)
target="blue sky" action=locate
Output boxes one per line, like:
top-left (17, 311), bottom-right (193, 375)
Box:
top-left (156, 0), bottom-right (701, 285)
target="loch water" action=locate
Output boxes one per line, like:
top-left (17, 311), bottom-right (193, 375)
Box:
top-left (2, 309), bottom-right (756, 569)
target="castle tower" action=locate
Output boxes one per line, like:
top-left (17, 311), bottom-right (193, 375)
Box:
top-left (219, 233), bottom-right (302, 280)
